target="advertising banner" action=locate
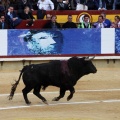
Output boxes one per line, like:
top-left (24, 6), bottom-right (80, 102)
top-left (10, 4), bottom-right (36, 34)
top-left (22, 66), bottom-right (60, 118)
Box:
top-left (0, 28), bottom-right (117, 56)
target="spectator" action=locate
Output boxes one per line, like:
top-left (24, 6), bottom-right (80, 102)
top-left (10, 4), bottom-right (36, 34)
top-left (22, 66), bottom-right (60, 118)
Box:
top-left (115, 0), bottom-right (120, 10)
top-left (0, 14), bottom-right (8, 29)
top-left (51, 0), bottom-right (58, 10)
top-left (37, 0), bottom-right (54, 19)
top-left (57, 0), bottom-right (70, 10)
top-left (37, 0), bottom-right (54, 10)
top-left (78, 14), bottom-right (92, 28)
top-left (43, 15), bottom-right (61, 29)
top-left (98, 0), bottom-right (114, 10)
top-left (86, 0), bottom-right (98, 10)
top-left (1, 0), bottom-right (10, 10)
top-left (6, 6), bottom-right (22, 29)
top-left (46, 14), bottom-right (51, 20)
top-left (105, 0), bottom-right (114, 10)
top-left (93, 15), bottom-right (107, 28)
top-left (114, 15), bottom-right (120, 28)
top-left (0, 2), bottom-right (5, 13)
top-left (70, 0), bottom-right (86, 10)
top-left (62, 15), bottom-right (77, 28)
top-left (98, 0), bottom-right (106, 10)
top-left (20, 6), bottom-right (35, 20)
top-left (20, 6), bottom-right (35, 26)
top-left (30, 0), bottom-right (38, 10)
top-left (9, 0), bottom-right (18, 10)
top-left (101, 12), bottom-right (111, 28)
top-left (17, 0), bottom-right (33, 14)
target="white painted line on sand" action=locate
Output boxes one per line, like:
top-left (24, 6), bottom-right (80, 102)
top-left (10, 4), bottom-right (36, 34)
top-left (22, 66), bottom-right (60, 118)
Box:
top-left (0, 88), bottom-right (120, 97)
top-left (0, 99), bottom-right (120, 111)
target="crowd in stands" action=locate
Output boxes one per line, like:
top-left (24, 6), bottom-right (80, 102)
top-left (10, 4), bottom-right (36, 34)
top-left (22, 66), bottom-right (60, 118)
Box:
top-left (0, 0), bottom-right (120, 11)
top-left (0, 0), bottom-right (120, 29)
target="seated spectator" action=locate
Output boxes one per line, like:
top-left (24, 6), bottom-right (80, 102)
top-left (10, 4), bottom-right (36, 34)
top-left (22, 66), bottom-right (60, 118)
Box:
top-left (37, 0), bottom-right (54, 19)
top-left (78, 14), bottom-right (92, 28)
top-left (0, 1), bottom-right (5, 13)
top-left (9, 0), bottom-right (18, 10)
top-left (43, 15), bottom-right (61, 29)
top-left (86, 0), bottom-right (98, 10)
top-left (69, 0), bottom-right (76, 10)
top-left (114, 15), bottom-right (120, 28)
top-left (30, 0), bottom-right (38, 10)
top-left (57, 0), bottom-right (70, 10)
top-left (110, 22), bottom-right (118, 28)
top-left (70, 0), bottom-right (86, 10)
top-left (0, 0), bottom-right (10, 10)
top-left (62, 15), bottom-right (77, 28)
top-left (17, 0), bottom-right (33, 15)
top-left (51, 0), bottom-right (58, 10)
top-left (20, 6), bottom-right (35, 20)
top-left (20, 6), bottom-right (35, 26)
top-left (46, 14), bottom-right (52, 20)
top-left (37, 0), bottom-right (54, 10)
top-left (100, 12), bottom-right (111, 28)
top-left (0, 14), bottom-right (8, 29)
top-left (98, 0), bottom-right (106, 10)
top-left (6, 6), bottom-right (22, 29)
top-left (115, 0), bottom-right (120, 10)
top-left (105, 0), bottom-right (114, 10)
top-left (93, 15), bottom-right (107, 28)
top-left (98, 0), bottom-right (113, 10)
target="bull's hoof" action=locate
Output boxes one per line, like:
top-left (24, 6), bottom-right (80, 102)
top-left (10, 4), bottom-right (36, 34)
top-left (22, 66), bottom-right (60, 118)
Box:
top-left (67, 96), bottom-right (72, 101)
top-left (52, 97), bottom-right (59, 101)
top-left (43, 100), bottom-right (48, 105)
top-left (67, 95), bottom-right (73, 101)
top-left (26, 101), bottom-right (31, 105)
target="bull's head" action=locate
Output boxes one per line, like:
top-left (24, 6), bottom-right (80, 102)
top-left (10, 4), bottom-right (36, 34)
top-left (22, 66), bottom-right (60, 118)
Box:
top-left (83, 56), bottom-right (97, 74)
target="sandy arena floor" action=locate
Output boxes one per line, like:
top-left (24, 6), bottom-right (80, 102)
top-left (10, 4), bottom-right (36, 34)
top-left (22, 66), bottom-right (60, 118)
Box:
top-left (0, 63), bottom-right (120, 120)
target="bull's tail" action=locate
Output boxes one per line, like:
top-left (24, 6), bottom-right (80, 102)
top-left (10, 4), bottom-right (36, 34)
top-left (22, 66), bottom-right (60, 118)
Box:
top-left (8, 66), bottom-right (27, 100)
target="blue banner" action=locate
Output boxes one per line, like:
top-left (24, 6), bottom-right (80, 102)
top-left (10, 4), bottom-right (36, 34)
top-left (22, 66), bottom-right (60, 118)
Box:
top-left (8, 29), bottom-right (101, 55)
top-left (115, 29), bottom-right (120, 54)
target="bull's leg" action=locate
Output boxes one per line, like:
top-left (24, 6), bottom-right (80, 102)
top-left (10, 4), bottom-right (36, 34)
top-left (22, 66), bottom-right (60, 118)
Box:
top-left (67, 87), bottom-right (75, 101)
top-left (52, 88), bottom-right (66, 101)
top-left (33, 86), bottom-right (48, 104)
top-left (22, 86), bottom-right (33, 105)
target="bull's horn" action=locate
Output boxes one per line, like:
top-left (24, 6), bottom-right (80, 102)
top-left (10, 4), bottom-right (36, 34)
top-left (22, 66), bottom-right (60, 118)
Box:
top-left (85, 56), bottom-right (95, 61)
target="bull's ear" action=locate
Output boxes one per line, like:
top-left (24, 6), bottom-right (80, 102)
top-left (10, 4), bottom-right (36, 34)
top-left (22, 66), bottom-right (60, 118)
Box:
top-left (85, 56), bottom-right (95, 61)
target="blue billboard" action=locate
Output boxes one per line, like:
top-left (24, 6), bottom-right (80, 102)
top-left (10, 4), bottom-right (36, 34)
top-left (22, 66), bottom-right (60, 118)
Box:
top-left (8, 29), bottom-right (101, 55)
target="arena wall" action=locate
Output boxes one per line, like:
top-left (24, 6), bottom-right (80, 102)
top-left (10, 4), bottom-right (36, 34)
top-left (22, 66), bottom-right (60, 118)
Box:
top-left (0, 58), bottom-right (120, 72)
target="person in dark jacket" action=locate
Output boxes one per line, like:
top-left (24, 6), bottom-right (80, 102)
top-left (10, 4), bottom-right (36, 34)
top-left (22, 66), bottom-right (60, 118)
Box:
top-left (20, 6), bottom-right (35, 20)
top-left (86, 0), bottom-right (98, 10)
top-left (20, 6), bottom-right (35, 26)
top-left (0, 14), bottom-right (8, 29)
top-left (62, 15), bottom-right (76, 28)
top-left (70, 0), bottom-right (86, 10)
top-left (17, 0), bottom-right (33, 16)
top-left (57, 0), bottom-right (70, 10)
top-left (6, 6), bottom-right (22, 28)
top-left (43, 15), bottom-right (61, 29)
top-left (115, 0), bottom-right (120, 10)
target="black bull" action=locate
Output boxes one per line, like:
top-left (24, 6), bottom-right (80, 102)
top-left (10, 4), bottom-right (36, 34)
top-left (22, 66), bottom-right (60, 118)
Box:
top-left (9, 57), bottom-right (97, 104)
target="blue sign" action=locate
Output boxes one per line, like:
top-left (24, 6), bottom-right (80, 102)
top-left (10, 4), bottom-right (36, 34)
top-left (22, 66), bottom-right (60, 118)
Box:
top-left (8, 29), bottom-right (101, 55)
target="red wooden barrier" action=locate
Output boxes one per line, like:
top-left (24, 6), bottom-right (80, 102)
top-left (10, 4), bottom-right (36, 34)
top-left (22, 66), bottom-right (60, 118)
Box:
top-left (15, 20), bottom-right (49, 29)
